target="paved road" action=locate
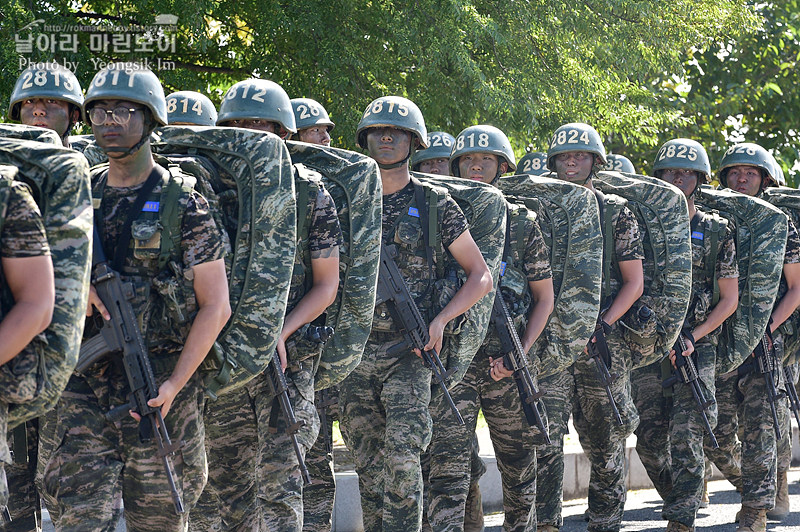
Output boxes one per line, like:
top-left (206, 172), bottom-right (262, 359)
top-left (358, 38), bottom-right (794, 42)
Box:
top-left (486, 469), bottom-right (800, 532)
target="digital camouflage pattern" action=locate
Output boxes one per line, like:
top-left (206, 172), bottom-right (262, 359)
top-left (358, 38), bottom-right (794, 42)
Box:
top-left (777, 362), bottom-right (798, 472)
top-left (594, 170), bottom-right (692, 369)
top-left (287, 140), bottom-right (382, 389)
top-left (0, 124), bottom-right (61, 145)
top-left (67, 134), bottom-right (94, 154)
top-left (695, 187), bottom-right (787, 373)
top-left (762, 187), bottom-right (800, 359)
top-left (495, 174), bottom-right (603, 377)
top-left (152, 125), bottom-right (297, 395)
top-left (0, 132), bottom-right (92, 429)
top-left (632, 343), bottom-right (717, 527)
top-left (414, 174), bottom-right (506, 387)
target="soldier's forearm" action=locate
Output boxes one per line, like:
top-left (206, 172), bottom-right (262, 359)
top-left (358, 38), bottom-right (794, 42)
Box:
top-left (172, 301), bottom-right (230, 392)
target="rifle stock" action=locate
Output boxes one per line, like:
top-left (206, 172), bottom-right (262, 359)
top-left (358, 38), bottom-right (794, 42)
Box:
top-left (376, 243), bottom-right (464, 425)
top-left (490, 292), bottom-right (550, 443)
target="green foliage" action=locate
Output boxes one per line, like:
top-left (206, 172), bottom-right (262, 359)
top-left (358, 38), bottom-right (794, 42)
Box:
top-left (1, 0), bottom-right (754, 159)
top-left (655, 2), bottom-right (800, 186)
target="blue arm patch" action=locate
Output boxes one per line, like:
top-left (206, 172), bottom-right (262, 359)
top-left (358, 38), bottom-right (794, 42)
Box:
top-left (142, 201), bottom-right (160, 212)
top-left (408, 206), bottom-right (420, 218)
top-left (691, 231), bottom-right (704, 241)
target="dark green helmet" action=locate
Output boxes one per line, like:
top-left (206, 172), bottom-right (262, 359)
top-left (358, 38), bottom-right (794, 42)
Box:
top-left (766, 152), bottom-right (787, 187)
top-left (9, 62), bottom-right (84, 120)
top-left (652, 138), bottom-right (710, 184)
top-left (517, 151), bottom-right (548, 175)
top-left (356, 96), bottom-right (427, 149)
top-left (291, 98), bottom-right (334, 132)
top-left (605, 154), bottom-right (636, 174)
top-left (718, 142), bottom-right (777, 188)
top-left (83, 62), bottom-right (167, 126)
top-left (411, 131), bottom-right (455, 169)
top-left (546, 123), bottom-right (607, 171)
top-left (450, 125), bottom-right (516, 176)
top-left (166, 91), bottom-right (217, 126)
top-left (217, 79), bottom-right (296, 133)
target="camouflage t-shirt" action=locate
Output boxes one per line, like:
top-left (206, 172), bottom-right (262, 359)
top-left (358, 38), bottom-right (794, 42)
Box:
top-left (522, 214), bottom-right (552, 282)
top-left (382, 181), bottom-right (468, 248)
top-left (614, 205), bottom-right (644, 263)
top-left (1, 183), bottom-right (50, 258)
top-left (784, 219), bottom-right (800, 265)
top-left (309, 187), bottom-right (343, 257)
top-left (95, 174), bottom-right (225, 271)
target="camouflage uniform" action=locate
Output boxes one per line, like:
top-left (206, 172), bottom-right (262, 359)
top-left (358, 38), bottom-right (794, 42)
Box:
top-left (632, 209), bottom-right (737, 527)
top-left (39, 170), bottom-right (225, 532)
top-left (302, 386), bottom-right (338, 532)
top-left (776, 363), bottom-right (798, 473)
top-left (537, 200), bottom-right (643, 532)
top-left (0, 184), bottom-right (51, 524)
top-left (426, 206), bottom-right (551, 532)
top-left (3, 420), bottom-right (39, 531)
top-left (193, 180), bottom-right (342, 532)
top-left (339, 181), bottom-right (468, 532)
top-left (704, 218), bottom-right (800, 510)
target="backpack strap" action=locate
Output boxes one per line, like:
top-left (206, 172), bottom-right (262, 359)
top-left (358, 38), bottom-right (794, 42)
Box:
top-left (411, 177), bottom-right (442, 279)
top-left (159, 164), bottom-right (196, 269)
top-left (293, 163), bottom-right (322, 244)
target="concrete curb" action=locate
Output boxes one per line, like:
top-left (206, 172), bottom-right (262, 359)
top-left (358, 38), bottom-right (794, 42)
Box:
top-left (331, 423), bottom-right (800, 532)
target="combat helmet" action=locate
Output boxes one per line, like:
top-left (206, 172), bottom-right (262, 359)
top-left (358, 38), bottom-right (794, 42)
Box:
top-left (411, 131), bottom-right (455, 171)
top-left (9, 62), bottom-right (84, 121)
top-left (356, 96), bottom-right (427, 169)
top-left (217, 79), bottom-right (296, 136)
top-left (83, 62), bottom-right (166, 157)
top-left (291, 98), bottom-right (335, 133)
top-left (605, 154), bottom-right (636, 174)
top-left (546, 123), bottom-right (607, 172)
top-left (717, 142), bottom-right (777, 189)
top-left (166, 91), bottom-right (218, 126)
top-left (652, 138), bottom-right (710, 196)
top-left (517, 151), bottom-right (548, 175)
top-left (767, 152), bottom-right (787, 187)
top-left (450, 125), bottom-right (516, 178)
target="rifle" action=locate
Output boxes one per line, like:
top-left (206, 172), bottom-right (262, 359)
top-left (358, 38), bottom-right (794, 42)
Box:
top-left (266, 324), bottom-right (334, 485)
top-left (490, 292), bottom-right (550, 443)
top-left (87, 228), bottom-right (185, 514)
top-left (586, 320), bottom-right (623, 426)
top-left (783, 365), bottom-right (800, 429)
top-left (739, 331), bottom-right (783, 440)
top-left (662, 333), bottom-right (718, 448)
top-left (375, 242), bottom-right (464, 425)
top-left (316, 387), bottom-right (338, 455)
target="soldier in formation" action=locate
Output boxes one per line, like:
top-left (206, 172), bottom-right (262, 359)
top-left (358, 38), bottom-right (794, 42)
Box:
top-left (5, 62), bottom-right (800, 532)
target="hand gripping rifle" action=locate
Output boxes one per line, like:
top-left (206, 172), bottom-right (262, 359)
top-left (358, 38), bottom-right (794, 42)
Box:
top-left (375, 242), bottom-right (464, 425)
top-left (587, 320), bottom-right (623, 426)
top-left (82, 227), bottom-right (185, 514)
top-left (266, 325), bottom-right (334, 486)
top-left (661, 331), bottom-right (718, 448)
top-left (739, 328), bottom-right (783, 439)
top-left (784, 366), bottom-right (800, 429)
top-left (490, 292), bottom-right (550, 443)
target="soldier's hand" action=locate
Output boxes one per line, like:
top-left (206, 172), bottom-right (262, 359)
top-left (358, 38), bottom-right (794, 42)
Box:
top-left (421, 317), bottom-right (445, 357)
top-left (276, 337), bottom-right (288, 371)
top-left (129, 378), bottom-right (180, 421)
top-left (668, 334), bottom-right (695, 368)
top-left (87, 285), bottom-right (111, 320)
top-left (488, 356), bottom-right (513, 381)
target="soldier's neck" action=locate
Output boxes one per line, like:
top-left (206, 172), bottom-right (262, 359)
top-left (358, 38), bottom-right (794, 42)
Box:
top-left (687, 197), bottom-right (696, 219)
top-left (381, 166), bottom-right (412, 195)
top-left (582, 177), bottom-right (595, 192)
top-left (107, 147), bottom-right (157, 188)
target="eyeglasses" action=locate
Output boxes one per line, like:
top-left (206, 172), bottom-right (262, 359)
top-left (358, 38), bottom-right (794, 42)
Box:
top-left (88, 106), bottom-right (143, 126)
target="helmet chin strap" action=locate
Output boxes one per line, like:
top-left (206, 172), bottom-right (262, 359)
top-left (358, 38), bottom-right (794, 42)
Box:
top-left (377, 145), bottom-right (414, 170)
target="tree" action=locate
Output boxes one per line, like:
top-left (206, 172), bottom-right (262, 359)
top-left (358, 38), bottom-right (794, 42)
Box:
top-left (1, 0), bottom-right (755, 156)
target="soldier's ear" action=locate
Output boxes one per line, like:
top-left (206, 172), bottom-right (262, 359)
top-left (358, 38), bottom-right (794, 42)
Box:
top-left (499, 161), bottom-right (509, 174)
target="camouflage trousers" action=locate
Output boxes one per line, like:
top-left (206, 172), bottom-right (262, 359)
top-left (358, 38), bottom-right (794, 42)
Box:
top-left (0, 401), bottom-right (8, 521)
top-left (537, 330), bottom-right (639, 532)
top-left (776, 363), bottom-right (798, 473)
top-left (338, 333), bottom-right (433, 532)
top-left (3, 420), bottom-right (41, 531)
top-left (302, 387), bottom-right (338, 532)
top-left (38, 361), bottom-right (207, 532)
top-left (703, 359), bottom-right (779, 508)
top-left (631, 343), bottom-right (717, 527)
top-left (192, 357), bottom-right (320, 532)
top-left (421, 431), bottom-right (486, 532)
top-left (426, 351), bottom-right (543, 532)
